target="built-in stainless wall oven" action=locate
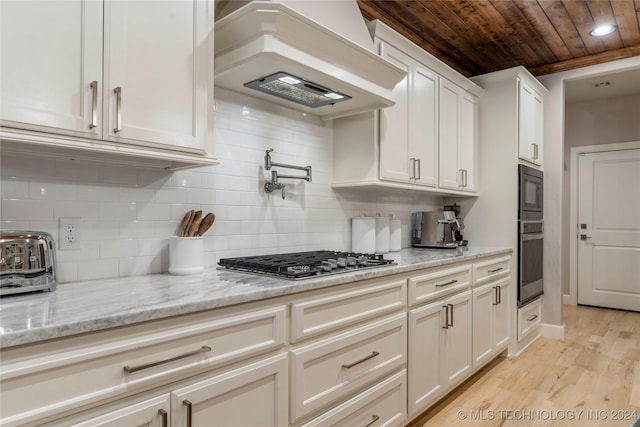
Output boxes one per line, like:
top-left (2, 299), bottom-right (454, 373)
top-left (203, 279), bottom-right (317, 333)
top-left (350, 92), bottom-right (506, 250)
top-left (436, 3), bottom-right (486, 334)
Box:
top-left (518, 164), bottom-right (543, 306)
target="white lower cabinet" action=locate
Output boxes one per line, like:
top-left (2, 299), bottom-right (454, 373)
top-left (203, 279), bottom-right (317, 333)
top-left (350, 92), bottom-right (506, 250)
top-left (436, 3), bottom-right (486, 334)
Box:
top-left (407, 289), bottom-right (472, 418)
top-left (301, 370), bottom-right (407, 427)
top-left (170, 354), bottom-right (288, 427)
top-left (518, 297), bottom-right (542, 342)
top-left (290, 313), bottom-right (407, 423)
top-left (472, 277), bottom-right (511, 369)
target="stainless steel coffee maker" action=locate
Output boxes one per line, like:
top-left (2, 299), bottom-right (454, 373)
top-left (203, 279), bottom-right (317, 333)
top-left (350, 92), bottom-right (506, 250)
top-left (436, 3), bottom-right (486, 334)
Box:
top-left (411, 205), bottom-right (466, 249)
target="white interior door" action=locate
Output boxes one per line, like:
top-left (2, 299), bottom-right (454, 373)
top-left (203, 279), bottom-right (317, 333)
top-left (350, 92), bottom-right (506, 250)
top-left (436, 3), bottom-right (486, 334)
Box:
top-left (577, 149), bottom-right (640, 312)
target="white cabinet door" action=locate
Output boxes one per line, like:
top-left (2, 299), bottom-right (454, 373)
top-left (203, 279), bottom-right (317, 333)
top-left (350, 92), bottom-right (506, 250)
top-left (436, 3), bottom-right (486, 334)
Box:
top-left (438, 79), bottom-right (460, 190)
top-left (473, 278), bottom-right (511, 370)
top-left (379, 43), bottom-right (411, 183)
top-left (0, 0), bottom-right (103, 137)
top-left (458, 91), bottom-right (477, 191)
top-left (472, 283), bottom-right (494, 369)
top-left (171, 354), bottom-right (288, 427)
top-left (104, 0), bottom-right (208, 152)
top-left (69, 395), bottom-right (170, 427)
top-left (494, 280), bottom-right (511, 349)
top-left (439, 78), bottom-right (477, 192)
top-left (441, 290), bottom-right (472, 390)
top-left (518, 80), bottom-right (543, 166)
top-left (407, 300), bottom-right (444, 417)
top-left (410, 64), bottom-right (439, 187)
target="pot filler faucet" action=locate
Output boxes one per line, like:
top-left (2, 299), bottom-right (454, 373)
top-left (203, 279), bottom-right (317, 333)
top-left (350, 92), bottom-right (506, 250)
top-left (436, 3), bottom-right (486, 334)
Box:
top-left (264, 148), bottom-right (312, 199)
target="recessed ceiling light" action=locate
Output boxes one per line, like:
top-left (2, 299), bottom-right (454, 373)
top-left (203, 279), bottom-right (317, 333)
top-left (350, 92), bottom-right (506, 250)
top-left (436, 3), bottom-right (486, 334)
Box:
top-left (589, 25), bottom-right (617, 37)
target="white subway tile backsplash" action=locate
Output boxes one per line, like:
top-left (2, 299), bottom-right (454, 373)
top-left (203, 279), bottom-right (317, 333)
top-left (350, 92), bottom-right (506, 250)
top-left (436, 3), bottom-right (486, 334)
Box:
top-left (118, 186), bottom-right (155, 202)
top-left (78, 183), bottom-right (118, 201)
top-left (1, 155), bottom-right (54, 178)
top-left (98, 202), bottom-right (137, 221)
top-left (55, 159), bottom-right (100, 182)
top-left (54, 200), bottom-right (100, 219)
top-left (100, 239), bottom-right (138, 258)
top-left (99, 165), bottom-right (139, 185)
top-left (29, 181), bottom-right (77, 200)
top-left (78, 258), bottom-right (118, 281)
top-left (2, 199), bottom-right (54, 221)
top-left (155, 187), bottom-right (188, 204)
top-left (137, 203), bottom-right (172, 221)
top-left (186, 188), bottom-right (216, 205)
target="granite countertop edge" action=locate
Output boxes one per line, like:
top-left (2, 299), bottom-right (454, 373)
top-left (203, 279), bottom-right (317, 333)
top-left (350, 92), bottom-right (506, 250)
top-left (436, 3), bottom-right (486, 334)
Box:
top-left (0, 247), bottom-right (512, 348)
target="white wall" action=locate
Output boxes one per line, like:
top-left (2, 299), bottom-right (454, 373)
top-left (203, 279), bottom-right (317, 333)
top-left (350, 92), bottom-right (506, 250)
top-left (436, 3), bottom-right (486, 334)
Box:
top-left (537, 56), bottom-right (640, 324)
top-left (0, 87), bottom-right (442, 284)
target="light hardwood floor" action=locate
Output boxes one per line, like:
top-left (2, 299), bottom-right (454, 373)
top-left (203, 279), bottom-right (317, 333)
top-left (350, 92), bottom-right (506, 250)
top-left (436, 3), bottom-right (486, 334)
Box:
top-left (411, 305), bottom-right (640, 426)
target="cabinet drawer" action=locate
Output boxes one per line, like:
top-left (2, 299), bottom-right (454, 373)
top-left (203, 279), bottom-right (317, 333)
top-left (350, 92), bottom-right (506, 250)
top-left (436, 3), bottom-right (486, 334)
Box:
top-left (0, 305), bottom-right (286, 426)
top-left (290, 313), bottom-right (407, 422)
top-left (300, 370), bottom-right (407, 427)
top-left (518, 298), bottom-right (542, 341)
top-left (408, 264), bottom-right (471, 306)
top-left (291, 279), bottom-right (406, 343)
top-left (473, 256), bottom-right (511, 286)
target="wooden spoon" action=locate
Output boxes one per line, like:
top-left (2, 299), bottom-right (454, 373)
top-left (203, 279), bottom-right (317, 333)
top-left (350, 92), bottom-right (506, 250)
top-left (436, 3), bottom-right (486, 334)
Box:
top-left (186, 210), bottom-right (203, 237)
top-left (197, 213), bottom-right (216, 236)
top-left (179, 210), bottom-right (195, 237)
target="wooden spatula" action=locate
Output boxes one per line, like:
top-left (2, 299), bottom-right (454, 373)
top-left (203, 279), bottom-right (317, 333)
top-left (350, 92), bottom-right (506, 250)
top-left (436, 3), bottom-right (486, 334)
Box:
top-left (197, 213), bottom-right (216, 236)
top-left (186, 210), bottom-right (203, 237)
top-left (179, 210), bottom-right (195, 237)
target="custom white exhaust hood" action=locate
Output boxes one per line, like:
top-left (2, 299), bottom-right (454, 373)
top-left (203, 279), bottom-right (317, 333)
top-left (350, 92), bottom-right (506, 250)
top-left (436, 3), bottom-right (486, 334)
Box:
top-left (214, 0), bottom-right (406, 120)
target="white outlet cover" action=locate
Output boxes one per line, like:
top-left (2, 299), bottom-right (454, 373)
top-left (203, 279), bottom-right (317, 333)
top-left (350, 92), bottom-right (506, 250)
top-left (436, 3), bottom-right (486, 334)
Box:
top-left (59, 217), bottom-right (80, 250)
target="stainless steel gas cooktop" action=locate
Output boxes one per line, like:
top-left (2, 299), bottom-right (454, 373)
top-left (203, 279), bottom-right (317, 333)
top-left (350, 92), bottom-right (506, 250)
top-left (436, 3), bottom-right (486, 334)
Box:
top-left (217, 250), bottom-right (395, 280)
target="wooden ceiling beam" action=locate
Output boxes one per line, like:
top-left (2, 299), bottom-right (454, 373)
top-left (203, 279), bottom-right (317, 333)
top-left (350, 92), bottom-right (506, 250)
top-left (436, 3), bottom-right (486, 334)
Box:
top-left (529, 44), bottom-right (640, 75)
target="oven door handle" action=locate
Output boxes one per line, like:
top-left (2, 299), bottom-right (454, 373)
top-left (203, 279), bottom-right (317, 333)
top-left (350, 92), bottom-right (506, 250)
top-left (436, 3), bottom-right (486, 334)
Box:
top-left (521, 233), bottom-right (543, 241)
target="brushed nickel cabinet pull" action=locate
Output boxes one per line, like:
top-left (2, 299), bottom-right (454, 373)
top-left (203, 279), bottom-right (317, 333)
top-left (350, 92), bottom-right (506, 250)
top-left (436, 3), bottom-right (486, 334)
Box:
top-left (448, 303), bottom-right (454, 326)
top-left (123, 345), bottom-right (212, 374)
top-left (89, 81), bottom-right (98, 129)
top-left (492, 286), bottom-right (499, 306)
top-left (158, 409), bottom-right (168, 427)
top-left (364, 414), bottom-right (380, 427)
top-left (498, 286), bottom-right (502, 304)
top-left (416, 158), bottom-right (421, 180)
top-left (183, 400), bottom-right (192, 427)
top-left (527, 314), bottom-right (539, 322)
top-left (463, 169), bottom-right (468, 187)
top-left (435, 279), bottom-right (458, 288)
top-left (409, 158), bottom-right (416, 179)
top-left (342, 351), bottom-right (380, 369)
top-left (442, 305), bottom-right (449, 329)
top-left (488, 267), bottom-right (503, 273)
top-left (113, 86), bottom-right (122, 133)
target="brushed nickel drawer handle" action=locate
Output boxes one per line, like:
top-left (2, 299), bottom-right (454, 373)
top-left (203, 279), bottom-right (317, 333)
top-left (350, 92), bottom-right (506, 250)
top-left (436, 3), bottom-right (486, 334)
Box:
top-left (89, 81), bottom-right (98, 129)
top-left (488, 267), bottom-right (504, 273)
top-left (113, 86), bottom-right (122, 133)
top-left (183, 400), bottom-right (192, 427)
top-left (342, 351), bottom-right (380, 369)
top-left (123, 345), bottom-right (212, 374)
top-left (158, 409), bottom-right (168, 427)
top-left (436, 279), bottom-right (458, 288)
top-left (364, 414), bottom-right (380, 427)
top-left (527, 314), bottom-right (539, 322)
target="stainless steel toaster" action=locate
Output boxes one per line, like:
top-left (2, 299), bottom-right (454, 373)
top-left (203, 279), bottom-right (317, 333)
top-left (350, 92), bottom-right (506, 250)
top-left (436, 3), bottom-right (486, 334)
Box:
top-left (0, 231), bottom-right (57, 296)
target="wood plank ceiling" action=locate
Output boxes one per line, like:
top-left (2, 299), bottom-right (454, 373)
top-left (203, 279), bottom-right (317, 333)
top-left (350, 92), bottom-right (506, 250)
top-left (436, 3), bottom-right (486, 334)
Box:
top-left (357, 0), bottom-right (640, 77)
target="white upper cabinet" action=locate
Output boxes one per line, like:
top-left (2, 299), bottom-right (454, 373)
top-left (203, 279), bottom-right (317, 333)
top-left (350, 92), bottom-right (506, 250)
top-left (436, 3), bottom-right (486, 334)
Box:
top-left (378, 42), bottom-right (438, 187)
top-left (438, 78), bottom-right (477, 192)
top-left (332, 20), bottom-right (481, 197)
top-left (0, 1), bottom-right (103, 137)
top-left (0, 0), bottom-right (216, 168)
top-left (518, 80), bottom-right (544, 166)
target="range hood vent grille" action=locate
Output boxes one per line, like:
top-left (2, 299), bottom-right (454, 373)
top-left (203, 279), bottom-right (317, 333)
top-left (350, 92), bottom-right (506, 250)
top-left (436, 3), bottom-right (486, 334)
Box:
top-left (244, 72), bottom-right (352, 108)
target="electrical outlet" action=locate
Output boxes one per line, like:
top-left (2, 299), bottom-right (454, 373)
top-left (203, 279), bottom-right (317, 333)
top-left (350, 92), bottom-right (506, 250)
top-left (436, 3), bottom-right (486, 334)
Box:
top-left (59, 217), bottom-right (80, 250)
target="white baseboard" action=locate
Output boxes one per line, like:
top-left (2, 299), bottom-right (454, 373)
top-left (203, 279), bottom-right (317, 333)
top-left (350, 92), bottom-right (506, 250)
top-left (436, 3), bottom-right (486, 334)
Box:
top-left (541, 322), bottom-right (565, 340)
top-left (562, 294), bottom-right (574, 305)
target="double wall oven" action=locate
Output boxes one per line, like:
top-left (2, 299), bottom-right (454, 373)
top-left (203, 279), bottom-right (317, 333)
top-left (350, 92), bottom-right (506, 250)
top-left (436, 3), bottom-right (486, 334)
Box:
top-left (518, 164), bottom-right (543, 307)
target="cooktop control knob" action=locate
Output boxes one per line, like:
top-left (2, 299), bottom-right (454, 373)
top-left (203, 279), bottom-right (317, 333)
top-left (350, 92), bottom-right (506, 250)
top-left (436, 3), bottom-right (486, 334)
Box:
top-left (346, 256), bottom-right (357, 266)
top-left (356, 255), bottom-right (368, 265)
top-left (320, 260), bottom-right (333, 272)
top-left (336, 257), bottom-right (347, 268)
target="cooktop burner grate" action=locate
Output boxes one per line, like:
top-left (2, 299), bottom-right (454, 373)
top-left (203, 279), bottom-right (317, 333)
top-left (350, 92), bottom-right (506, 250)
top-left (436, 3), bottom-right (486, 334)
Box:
top-left (218, 250), bottom-right (395, 280)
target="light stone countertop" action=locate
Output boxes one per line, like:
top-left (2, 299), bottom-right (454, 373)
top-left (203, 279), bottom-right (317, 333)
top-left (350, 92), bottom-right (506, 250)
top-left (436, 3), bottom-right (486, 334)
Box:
top-left (0, 246), bottom-right (511, 348)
